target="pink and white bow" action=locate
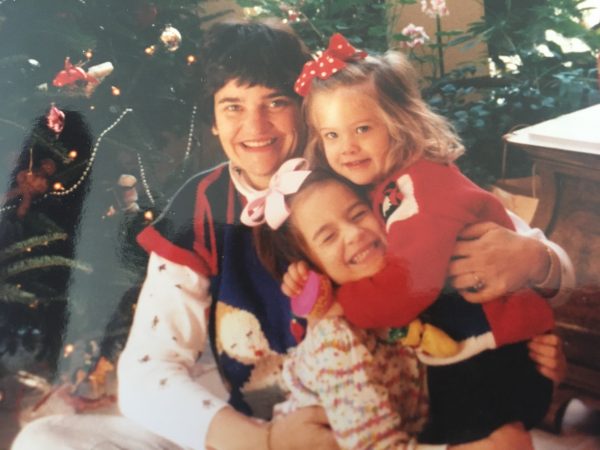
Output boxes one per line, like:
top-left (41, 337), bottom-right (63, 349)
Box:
top-left (241, 158), bottom-right (311, 229)
top-left (294, 33), bottom-right (367, 97)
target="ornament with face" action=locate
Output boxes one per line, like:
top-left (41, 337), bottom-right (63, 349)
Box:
top-left (6, 159), bottom-right (57, 219)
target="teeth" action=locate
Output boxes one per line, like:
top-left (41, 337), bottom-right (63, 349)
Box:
top-left (350, 243), bottom-right (376, 264)
top-left (243, 138), bottom-right (275, 148)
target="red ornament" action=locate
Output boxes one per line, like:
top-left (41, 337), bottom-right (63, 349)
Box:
top-left (52, 57), bottom-right (98, 88)
top-left (47, 105), bottom-right (65, 135)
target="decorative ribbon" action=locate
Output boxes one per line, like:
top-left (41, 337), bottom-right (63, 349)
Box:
top-left (240, 158), bottom-right (311, 229)
top-left (294, 33), bottom-right (367, 97)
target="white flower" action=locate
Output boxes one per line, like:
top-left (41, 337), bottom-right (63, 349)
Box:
top-left (401, 23), bottom-right (430, 48)
top-left (420, 0), bottom-right (449, 18)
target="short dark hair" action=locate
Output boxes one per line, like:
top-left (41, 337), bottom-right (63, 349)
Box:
top-left (198, 20), bottom-right (311, 124)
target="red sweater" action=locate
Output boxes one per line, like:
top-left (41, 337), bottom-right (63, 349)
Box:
top-left (337, 159), bottom-right (554, 348)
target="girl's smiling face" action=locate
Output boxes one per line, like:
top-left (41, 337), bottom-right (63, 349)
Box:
top-left (310, 83), bottom-right (392, 186)
top-left (290, 180), bottom-right (387, 285)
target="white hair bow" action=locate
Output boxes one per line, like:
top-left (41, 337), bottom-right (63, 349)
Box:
top-left (241, 158), bottom-right (311, 229)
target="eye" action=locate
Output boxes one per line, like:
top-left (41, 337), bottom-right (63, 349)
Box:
top-left (322, 233), bottom-right (334, 243)
top-left (352, 209), bottom-right (368, 221)
top-left (323, 131), bottom-right (338, 140)
top-left (269, 98), bottom-right (290, 109)
top-left (320, 231), bottom-right (336, 245)
top-left (356, 125), bottom-right (370, 134)
top-left (224, 104), bottom-right (242, 112)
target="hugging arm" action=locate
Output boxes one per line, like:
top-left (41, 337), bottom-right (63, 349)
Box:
top-left (120, 254), bottom-right (340, 450)
top-left (448, 212), bottom-right (575, 306)
top-left (118, 253), bottom-right (229, 450)
top-left (447, 212), bottom-right (574, 383)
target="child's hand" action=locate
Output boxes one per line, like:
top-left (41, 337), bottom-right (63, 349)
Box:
top-left (528, 333), bottom-right (566, 384)
top-left (282, 261), bottom-right (310, 298)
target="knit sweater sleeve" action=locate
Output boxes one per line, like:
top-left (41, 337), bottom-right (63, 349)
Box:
top-left (339, 161), bottom-right (488, 328)
top-left (299, 318), bottom-right (411, 450)
top-left (118, 253), bottom-right (229, 450)
top-left (508, 210), bottom-right (575, 308)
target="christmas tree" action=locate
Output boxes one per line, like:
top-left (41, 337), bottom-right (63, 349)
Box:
top-left (0, 0), bottom-right (230, 396)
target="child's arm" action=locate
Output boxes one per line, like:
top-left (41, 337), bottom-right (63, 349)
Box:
top-left (337, 211), bottom-right (466, 329)
top-left (336, 161), bottom-right (522, 330)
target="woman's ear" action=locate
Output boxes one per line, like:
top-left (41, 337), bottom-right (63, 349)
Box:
top-left (211, 124), bottom-right (218, 136)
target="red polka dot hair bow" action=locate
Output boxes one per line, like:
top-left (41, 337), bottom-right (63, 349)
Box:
top-left (294, 33), bottom-right (367, 97)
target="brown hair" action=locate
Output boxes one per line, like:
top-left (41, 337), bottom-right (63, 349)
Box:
top-left (304, 51), bottom-right (464, 181)
top-left (197, 20), bottom-right (311, 125)
top-left (253, 169), bottom-right (367, 280)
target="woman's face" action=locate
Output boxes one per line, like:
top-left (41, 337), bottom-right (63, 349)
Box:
top-left (291, 180), bottom-right (387, 285)
top-left (212, 79), bottom-right (303, 190)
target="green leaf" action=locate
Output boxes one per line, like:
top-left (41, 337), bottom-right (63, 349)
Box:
top-left (437, 30), bottom-right (464, 37)
top-left (447, 35), bottom-right (475, 47)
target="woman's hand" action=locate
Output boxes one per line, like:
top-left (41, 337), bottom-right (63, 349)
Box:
top-left (528, 333), bottom-right (567, 384)
top-left (271, 406), bottom-right (339, 450)
top-left (282, 261), bottom-right (310, 298)
top-left (448, 222), bottom-right (552, 303)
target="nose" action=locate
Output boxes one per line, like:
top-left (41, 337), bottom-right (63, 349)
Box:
top-left (245, 106), bottom-right (271, 134)
top-left (344, 222), bottom-right (365, 245)
top-left (341, 135), bottom-right (359, 154)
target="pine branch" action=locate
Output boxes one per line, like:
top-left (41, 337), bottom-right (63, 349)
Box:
top-left (0, 283), bottom-right (37, 304)
top-left (0, 256), bottom-right (92, 281)
top-left (0, 232), bottom-right (68, 264)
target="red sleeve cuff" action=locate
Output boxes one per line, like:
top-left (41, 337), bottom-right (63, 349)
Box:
top-left (137, 226), bottom-right (212, 277)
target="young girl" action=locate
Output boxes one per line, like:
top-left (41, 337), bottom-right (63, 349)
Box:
top-left (243, 158), bottom-right (430, 450)
top-left (288, 33), bottom-right (557, 447)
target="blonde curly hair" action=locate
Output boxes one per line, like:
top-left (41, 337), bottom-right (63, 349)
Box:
top-left (303, 51), bottom-right (464, 182)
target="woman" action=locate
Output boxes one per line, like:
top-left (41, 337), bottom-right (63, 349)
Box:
top-left (12, 20), bottom-right (573, 450)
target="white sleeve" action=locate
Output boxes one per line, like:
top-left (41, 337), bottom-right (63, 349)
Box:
top-left (508, 210), bottom-right (575, 307)
top-left (118, 252), bottom-right (230, 450)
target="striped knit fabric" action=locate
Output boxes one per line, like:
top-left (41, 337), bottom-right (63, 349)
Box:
top-left (275, 316), bottom-right (429, 450)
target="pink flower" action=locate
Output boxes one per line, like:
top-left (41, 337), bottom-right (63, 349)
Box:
top-left (420, 0), bottom-right (449, 18)
top-left (400, 23), bottom-right (430, 48)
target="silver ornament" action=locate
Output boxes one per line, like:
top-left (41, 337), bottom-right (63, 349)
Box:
top-left (160, 25), bottom-right (182, 52)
